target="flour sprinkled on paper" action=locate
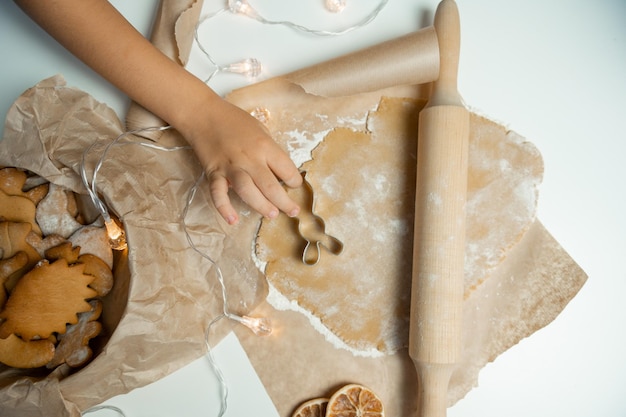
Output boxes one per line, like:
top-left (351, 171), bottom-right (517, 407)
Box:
top-left (255, 97), bottom-right (543, 356)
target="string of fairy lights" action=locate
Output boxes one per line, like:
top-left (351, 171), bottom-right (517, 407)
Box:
top-left (80, 1), bottom-right (388, 416)
top-left (194, 0), bottom-right (389, 83)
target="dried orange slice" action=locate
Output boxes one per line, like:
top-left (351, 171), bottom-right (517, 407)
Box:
top-left (292, 397), bottom-right (328, 417)
top-left (326, 384), bottom-right (384, 417)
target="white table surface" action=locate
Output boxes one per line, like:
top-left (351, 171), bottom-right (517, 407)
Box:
top-left (1, 1), bottom-right (625, 416)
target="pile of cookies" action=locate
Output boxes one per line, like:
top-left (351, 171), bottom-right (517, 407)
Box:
top-left (0, 167), bottom-right (115, 370)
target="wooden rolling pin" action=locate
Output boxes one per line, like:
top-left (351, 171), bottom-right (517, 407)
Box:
top-left (283, 26), bottom-right (439, 97)
top-left (408, 1), bottom-right (469, 416)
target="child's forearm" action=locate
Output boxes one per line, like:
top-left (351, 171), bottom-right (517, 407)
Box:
top-left (14, 0), bottom-right (217, 130)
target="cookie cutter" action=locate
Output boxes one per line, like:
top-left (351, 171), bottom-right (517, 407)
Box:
top-left (295, 172), bottom-right (344, 266)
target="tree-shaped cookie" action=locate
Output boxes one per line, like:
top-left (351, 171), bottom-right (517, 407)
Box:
top-left (0, 258), bottom-right (97, 340)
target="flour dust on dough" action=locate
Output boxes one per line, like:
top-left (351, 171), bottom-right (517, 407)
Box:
top-left (255, 97), bottom-right (543, 355)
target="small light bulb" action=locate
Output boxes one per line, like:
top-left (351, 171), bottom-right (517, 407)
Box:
top-left (325, 0), bottom-right (346, 13)
top-left (223, 58), bottom-right (262, 79)
top-left (230, 315), bottom-right (272, 336)
top-left (104, 218), bottom-right (127, 251)
top-left (228, 0), bottom-right (258, 18)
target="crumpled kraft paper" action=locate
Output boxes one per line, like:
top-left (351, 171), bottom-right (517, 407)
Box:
top-left (0, 75), bottom-right (261, 416)
top-left (225, 78), bottom-right (588, 415)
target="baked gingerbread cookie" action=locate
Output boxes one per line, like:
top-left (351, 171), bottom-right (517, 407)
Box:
top-left (0, 258), bottom-right (97, 340)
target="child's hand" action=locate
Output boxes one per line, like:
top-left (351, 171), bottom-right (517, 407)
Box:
top-left (14, 0), bottom-right (302, 225)
top-left (180, 97), bottom-right (303, 225)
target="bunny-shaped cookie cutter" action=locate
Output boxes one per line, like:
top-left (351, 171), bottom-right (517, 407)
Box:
top-left (295, 172), bottom-right (343, 266)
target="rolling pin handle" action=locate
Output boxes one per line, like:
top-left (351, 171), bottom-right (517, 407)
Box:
top-left (428, 0), bottom-right (463, 108)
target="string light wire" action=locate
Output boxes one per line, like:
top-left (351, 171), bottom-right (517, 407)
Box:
top-left (227, 0), bottom-right (389, 36)
top-left (182, 173), bottom-right (271, 417)
top-left (80, 126), bottom-right (272, 330)
top-left (194, 0), bottom-right (389, 82)
top-left (81, 405), bottom-right (127, 417)
top-left (80, 125), bottom-right (178, 250)
top-left (204, 314), bottom-right (230, 416)
top-left (79, 125), bottom-right (270, 417)
top-left (181, 170), bottom-right (271, 334)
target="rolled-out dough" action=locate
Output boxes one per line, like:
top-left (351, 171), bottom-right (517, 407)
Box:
top-left (255, 97), bottom-right (543, 355)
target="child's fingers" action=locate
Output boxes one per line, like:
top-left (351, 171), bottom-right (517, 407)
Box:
top-left (228, 170), bottom-right (279, 220)
top-left (210, 167), bottom-right (300, 223)
top-left (269, 153), bottom-right (303, 189)
top-left (254, 170), bottom-right (300, 218)
top-left (207, 173), bottom-right (239, 225)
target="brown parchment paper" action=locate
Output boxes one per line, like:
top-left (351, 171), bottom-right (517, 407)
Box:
top-left (0, 75), bottom-right (261, 416)
top-left (224, 79), bottom-right (587, 415)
